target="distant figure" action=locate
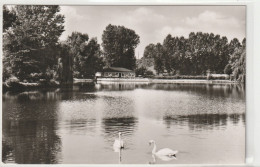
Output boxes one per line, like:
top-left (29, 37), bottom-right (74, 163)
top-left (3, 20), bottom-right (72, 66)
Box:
top-left (149, 140), bottom-right (178, 159)
top-left (113, 132), bottom-right (124, 152)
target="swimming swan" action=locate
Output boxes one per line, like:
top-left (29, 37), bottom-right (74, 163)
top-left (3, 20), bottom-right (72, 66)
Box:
top-left (149, 140), bottom-right (178, 157)
top-left (113, 132), bottom-right (124, 151)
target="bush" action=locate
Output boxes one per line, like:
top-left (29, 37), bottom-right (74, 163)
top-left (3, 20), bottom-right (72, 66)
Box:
top-left (144, 70), bottom-right (154, 77)
top-left (28, 73), bottom-right (44, 82)
top-left (4, 76), bottom-right (24, 91)
top-left (224, 64), bottom-right (232, 75)
top-left (135, 66), bottom-right (147, 77)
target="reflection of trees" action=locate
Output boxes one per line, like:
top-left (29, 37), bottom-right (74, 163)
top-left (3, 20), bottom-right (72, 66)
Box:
top-left (101, 96), bottom-right (138, 140)
top-left (182, 114), bottom-right (228, 131)
top-left (65, 119), bottom-right (97, 134)
top-left (3, 120), bottom-right (61, 164)
top-left (2, 138), bottom-right (13, 163)
top-left (229, 113), bottom-right (244, 125)
top-left (142, 83), bottom-right (245, 100)
top-left (96, 83), bottom-right (149, 91)
top-left (2, 94), bottom-right (61, 164)
top-left (99, 90), bottom-right (138, 148)
top-left (101, 117), bottom-right (138, 144)
top-left (72, 82), bottom-right (95, 92)
top-left (163, 113), bottom-right (245, 131)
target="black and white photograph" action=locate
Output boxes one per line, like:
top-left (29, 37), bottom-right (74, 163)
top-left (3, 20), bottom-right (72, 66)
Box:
top-left (2, 4), bottom-right (246, 164)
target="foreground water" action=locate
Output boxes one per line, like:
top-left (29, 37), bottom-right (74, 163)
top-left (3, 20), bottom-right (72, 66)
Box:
top-left (2, 83), bottom-right (245, 164)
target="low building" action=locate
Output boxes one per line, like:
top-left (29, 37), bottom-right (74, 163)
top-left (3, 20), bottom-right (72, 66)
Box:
top-left (96, 67), bottom-right (135, 78)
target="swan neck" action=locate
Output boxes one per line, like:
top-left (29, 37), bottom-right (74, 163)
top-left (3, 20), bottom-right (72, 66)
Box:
top-left (119, 133), bottom-right (121, 140)
top-left (152, 143), bottom-right (156, 154)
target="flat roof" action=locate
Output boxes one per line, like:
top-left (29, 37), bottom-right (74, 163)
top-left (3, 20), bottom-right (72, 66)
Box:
top-left (103, 67), bottom-right (133, 72)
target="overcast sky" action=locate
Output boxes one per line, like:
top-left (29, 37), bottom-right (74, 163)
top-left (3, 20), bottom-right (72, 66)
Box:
top-left (59, 6), bottom-right (246, 58)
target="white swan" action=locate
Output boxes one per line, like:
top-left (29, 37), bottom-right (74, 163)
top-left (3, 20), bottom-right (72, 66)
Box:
top-left (149, 140), bottom-right (178, 157)
top-left (113, 132), bottom-right (124, 152)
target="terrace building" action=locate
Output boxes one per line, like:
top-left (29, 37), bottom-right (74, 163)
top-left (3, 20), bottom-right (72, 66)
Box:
top-left (96, 67), bottom-right (135, 78)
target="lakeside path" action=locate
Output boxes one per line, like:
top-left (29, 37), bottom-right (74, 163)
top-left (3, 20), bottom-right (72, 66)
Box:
top-left (97, 78), bottom-right (239, 84)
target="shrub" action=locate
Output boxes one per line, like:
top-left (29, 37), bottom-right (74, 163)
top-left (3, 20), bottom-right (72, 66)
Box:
top-left (144, 70), bottom-right (154, 77)
top-left (224, 64), bottom-right (232, 75)
top-left (4, 76), bottom-right (24, 91)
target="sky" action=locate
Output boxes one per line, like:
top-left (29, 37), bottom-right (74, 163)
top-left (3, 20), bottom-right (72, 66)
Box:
top-left (59, 6), bottom-right (246, 58)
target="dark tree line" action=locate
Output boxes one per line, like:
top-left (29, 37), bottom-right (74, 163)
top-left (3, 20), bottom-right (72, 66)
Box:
top-left (3, 5), bottom-right (65, 83)
top-left (3, 5), bottom-right (139, 86)
top-left (3, 5), bottom-right (245, 86)
top-left (143, 32), bottom-right (246, 81)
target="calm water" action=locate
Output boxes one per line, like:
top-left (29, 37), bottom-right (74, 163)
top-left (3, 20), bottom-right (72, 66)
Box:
top-left (2, 83), bottom-right (245, 164)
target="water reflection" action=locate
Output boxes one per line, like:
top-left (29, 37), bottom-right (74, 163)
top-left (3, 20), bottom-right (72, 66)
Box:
top-left (100, 94), bottom-right (138, 149)
top-left (2, 120), bottom-right (61, 164)
top-left (63, 119), bottom-right (97, 135)
top-left (163, 113), bottom-right (245, 131)
top-left (2, 82), bottom-right (245, 164)
top-left (95, 83), bottom-right (149, 91)
top-left (141, 83), bottom-right (245, 99)
top-left (2, 93), bottom-right (61, 164)
top-left (150, 154), bottom-right (177, 164)
top-left (102, 117), bottom-right (138, 138)
top-left (94, 82), bottom-right (245, 99)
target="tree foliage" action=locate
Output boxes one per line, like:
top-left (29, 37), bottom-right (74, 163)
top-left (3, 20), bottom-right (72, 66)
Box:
top-left (65, 32), bottom-right (104, 78)
top-left (56, 43), bottom-right (73, 85)
top-left (3, 5), bottom-right (65, 81)
top-left (143, 32), bottom-right (245, 80)
top-left (229, 38), bottom-right (246, 81)
top-left (102, 24), bottom-right (140, 70)
top-left (3, 5), bottom-right (17, 32)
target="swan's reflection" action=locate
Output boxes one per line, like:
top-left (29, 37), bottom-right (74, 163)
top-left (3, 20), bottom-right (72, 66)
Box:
top-left (113, 147), bottom-right (122, 164)
top-left (149, 154), bottom-right (177, 164)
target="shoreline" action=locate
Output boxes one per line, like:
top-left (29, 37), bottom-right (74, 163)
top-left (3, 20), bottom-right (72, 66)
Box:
top-left (2, 78), bottom-right (242, 92)
top-left (96, 78), bottom-right (240, 84)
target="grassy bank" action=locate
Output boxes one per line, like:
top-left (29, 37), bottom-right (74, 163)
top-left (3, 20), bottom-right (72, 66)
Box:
top-left (2, 80), bottom-right (60, 92)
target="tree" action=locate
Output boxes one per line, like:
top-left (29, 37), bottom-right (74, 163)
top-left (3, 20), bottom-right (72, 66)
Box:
top-left (230, 38), bottom-right (246, 82)
top-left (3, 5), bottom-right (17, 32)
top-left (65, 32), bottom-right (104, 78)
top-left (162, 34), bottom-right (175, 73)
top-left (57, 43), bottom-right (73, 85)
top-left (81, 38), bottom-right (104, 78)
top-left (154, 43), bottom-right (164, 74)
top-left (143, 44), bottom-right (156, 58)
top-left (65, 32), bottom-right (89, 78)
top-left (229, 38), bottom-right (241, 55)
top-left (3, 5), bottom-right (65, 82)
top-left (102, 24), bottom-right (140, 70)
top-left (224, 64), bottom-right (232, 75)
top-left (135, 66), bottom-right (147, 76)
top-left (143, 32), bottom-right (242, 78)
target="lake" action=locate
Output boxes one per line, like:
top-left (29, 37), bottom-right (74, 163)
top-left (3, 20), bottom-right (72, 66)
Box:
top-left (2, 82), bottom-right (245, 164)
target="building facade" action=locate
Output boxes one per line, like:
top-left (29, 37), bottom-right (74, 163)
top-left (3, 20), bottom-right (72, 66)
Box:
top-left (97, 67), bottom-right (135, 78)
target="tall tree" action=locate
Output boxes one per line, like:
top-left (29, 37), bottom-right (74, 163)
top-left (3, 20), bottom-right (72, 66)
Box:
top-left (3, 5), bottom-right (65, 81)
top-left (154, 43), bottom-right (164, 74)
top-left (143, 44), bottom-right (156, 58)
top-left (102, 24), bottom-right (140, 70)
top-left (230, 38), bottom-right (246, 82)
top-left (3, 5), bottom-right (17, 32)
top-left (65, 32), bottom-right (104, 78)
top-left (81, 38), bottom-right (104, 78)
top-left (57, 43), bottom-right (73, 85)
top-left (66, 32), bottom-right (89, 78)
